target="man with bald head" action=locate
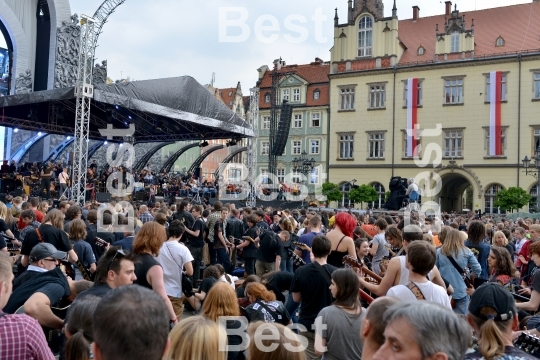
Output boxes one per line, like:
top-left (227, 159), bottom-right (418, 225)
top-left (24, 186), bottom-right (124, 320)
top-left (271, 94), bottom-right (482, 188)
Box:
top-left (138, 205), bottom-right (154, 224)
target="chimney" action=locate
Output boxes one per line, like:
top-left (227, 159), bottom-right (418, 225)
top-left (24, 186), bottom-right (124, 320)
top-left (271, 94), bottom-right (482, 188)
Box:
top-left (413, 6), bottom-right (420, 21)
top-left (445, 1), bottom-right (452, 17)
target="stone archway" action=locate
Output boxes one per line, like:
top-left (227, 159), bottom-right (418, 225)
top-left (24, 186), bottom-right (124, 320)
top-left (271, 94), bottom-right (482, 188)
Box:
top-left (0, 0), bottom-right (30, 92)
top-left (431, 166), bottom-right (482, 213)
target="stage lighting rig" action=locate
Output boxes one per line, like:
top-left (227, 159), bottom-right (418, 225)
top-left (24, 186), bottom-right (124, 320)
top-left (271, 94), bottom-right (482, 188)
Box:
top-left (199, 140), bottom-right (209, 148)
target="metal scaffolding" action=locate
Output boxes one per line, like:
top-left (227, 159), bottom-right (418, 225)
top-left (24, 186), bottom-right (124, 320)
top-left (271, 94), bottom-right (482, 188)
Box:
top-left (246, 88), bottom-right (259, 208)
top-left (71, 15), bottom-right (97, 205)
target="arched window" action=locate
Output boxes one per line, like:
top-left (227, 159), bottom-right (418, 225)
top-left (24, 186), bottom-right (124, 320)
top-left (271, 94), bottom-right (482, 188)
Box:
top-left (485, 184), bottom-right (504, 214)
top-left (417, 46), bottom-right (425, 56)
top-left (450, 31), bottom-right (460, 53)
top-left (371, 182), bottom-right (386, 209)
top-left (530, 185), bottom-right (538, 212)
top-left (358, 16), bottom-right (373, 57)
top-left (496, 37), bottom-right (505, 47)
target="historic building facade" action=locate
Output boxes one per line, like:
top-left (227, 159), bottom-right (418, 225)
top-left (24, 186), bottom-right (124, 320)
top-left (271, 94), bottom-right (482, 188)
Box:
top-left (256, 59), bottom-right (330, 193)
top-left (328, 0), bottom-right (540, 213)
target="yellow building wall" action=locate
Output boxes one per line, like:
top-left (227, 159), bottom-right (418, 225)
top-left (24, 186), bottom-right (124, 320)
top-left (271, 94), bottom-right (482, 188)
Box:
top-left (329, 56), bottom-right (540, 211)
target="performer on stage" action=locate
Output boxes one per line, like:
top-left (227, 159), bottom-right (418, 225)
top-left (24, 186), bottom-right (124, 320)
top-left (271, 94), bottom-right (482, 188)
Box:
top-left (58, 167), bottom-right (70, 199)
top-left (40, 162), bottom-right (53, 199)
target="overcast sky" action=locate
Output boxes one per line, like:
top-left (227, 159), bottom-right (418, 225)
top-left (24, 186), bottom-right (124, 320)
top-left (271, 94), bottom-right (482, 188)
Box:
top-left (26, 0), bottom-right (540, 91)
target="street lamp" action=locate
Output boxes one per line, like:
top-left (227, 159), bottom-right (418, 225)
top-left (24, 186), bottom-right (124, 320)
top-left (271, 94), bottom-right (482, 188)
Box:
top-left (522, 147), bottom-right (540, 212)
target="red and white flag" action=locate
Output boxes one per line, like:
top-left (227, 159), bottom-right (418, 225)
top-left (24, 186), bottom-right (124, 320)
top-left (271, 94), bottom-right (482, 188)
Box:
top-left (406, 78), bottom-right (419, 157)
top-left (489, 71), bottom-right (503, 156)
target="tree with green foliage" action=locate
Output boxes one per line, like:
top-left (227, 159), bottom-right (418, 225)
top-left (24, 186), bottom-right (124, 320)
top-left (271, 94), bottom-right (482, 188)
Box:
top-left (321, 182), bottom-right (343, 203)
top-left (494, 187), bottom-right (531, 213)
top-left (348, 184), bottom-right (379, 209)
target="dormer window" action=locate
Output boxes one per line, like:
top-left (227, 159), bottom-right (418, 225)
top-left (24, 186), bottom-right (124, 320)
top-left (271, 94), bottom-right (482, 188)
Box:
top-left (228, 91), bottom-right (233, 96)
top-left (450, 31), bottom-right (460, 53)
top-left (265, 93), bottom-right (271, 103)
top-left (314, 90), bottom-right (320, 100)
top-left (358, 16), bottom-right (373, 57)
top-left (417, 46), bottom-right (425, 56)
top-left (496, 36), bottom-right (505, 47)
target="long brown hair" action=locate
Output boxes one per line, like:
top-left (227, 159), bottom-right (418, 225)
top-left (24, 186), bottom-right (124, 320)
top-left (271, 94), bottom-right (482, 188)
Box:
top-left (489, 246), bottom-right (516, 278)
top-left (201, 282), bottom-right (240, 322)
top-left (331, 268), bottom-right (362, 313)
top-left (69, 219), bottom-right (87, 240)
top-left (440, 229), bottom-right (466, 257)
top-left (65, 296), bottom-right (101, 360)
top-left (43, 209), bottom-right (65, 229)
top-left (133, 221), bottom-right (166, 256)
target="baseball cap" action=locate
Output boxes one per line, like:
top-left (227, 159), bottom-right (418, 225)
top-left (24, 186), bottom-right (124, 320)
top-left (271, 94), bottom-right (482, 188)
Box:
top-left (29, 243), bottom-right (67, 261)
top-left (468, 282), bottom-right (515, 321)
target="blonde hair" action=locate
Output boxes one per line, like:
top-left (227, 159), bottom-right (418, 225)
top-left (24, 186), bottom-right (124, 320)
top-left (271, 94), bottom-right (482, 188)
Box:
top-left (440, 229), bottom-right (466, 257)
top-left (493, 231), bottom-right (508, 246)
top-left (247, 322), bottom-right (306, 360)
top-left (166, 316), bottom-right (226, 360)
top-left (201, 282), bottom-right (240, 322)
top-left (0, 202), bottom-right (8, 219)
top-left (38, 201), bottom-right (49, 214)
top-left (469, 307), bottom-right (512, 359)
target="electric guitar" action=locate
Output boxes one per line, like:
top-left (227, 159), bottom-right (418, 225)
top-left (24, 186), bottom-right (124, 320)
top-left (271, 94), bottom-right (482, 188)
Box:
top-left (514, 332), bottom-right (540, 356)
top-left (342, 255), bottom-right (383, 304)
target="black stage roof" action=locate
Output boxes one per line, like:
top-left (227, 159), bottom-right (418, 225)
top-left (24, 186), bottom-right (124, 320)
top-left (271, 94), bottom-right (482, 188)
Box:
top-left (0, 76), bottom-right (254, 143)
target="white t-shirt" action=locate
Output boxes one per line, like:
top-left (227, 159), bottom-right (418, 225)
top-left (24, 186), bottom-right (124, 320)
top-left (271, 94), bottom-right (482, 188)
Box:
top-left (157, 241), bottom-right (194, 298)
top-left (220, 274), bottom-right (239, 290)
top-left (387, 281), bottom-right (451, 309)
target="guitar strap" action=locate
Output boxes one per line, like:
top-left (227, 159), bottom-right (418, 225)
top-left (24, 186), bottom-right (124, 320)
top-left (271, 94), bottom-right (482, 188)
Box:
top-left (405, 281), bottom-right (426, 301)
top-left (447, 255), bottom-right (472, 288)
top-left (313, 261), bottom-right (332, 287)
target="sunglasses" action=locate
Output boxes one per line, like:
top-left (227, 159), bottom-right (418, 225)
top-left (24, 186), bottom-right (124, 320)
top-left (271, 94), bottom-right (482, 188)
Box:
top-left (42, 258), bottom-right (58, 263)
top-left (107, 248), bottom-right (126, 271)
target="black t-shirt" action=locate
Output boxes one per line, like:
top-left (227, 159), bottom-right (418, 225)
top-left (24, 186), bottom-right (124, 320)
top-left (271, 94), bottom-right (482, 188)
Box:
top-left (0, 219), bottom-right (10, 249)
top-left (134, 253), bottom-right (161, 290)
top-left (75, 283), bottom-right (112, 302)
top-left (3, 267), bottom-right (70, 313)
top-left (266, 271), bottom-right (294, 303)
top-left (189, 218), bottom-right (205, 248)
top-left (94, 230), bottom-right (116, 259)
top-left (226, 320), bottom-right (246, 360)
top-left (290, 262), bottom-right (337, 332)
top-left (214, 220), bottom-right (226, 250)
top-left (199, 277), bottom-right (217, 295)
top-left (0, 234), bottom-right (5, 250)
top-left (242, 227), bottom-right (258, 259)
top-left (256, 231), bottom-right (283, 263)
top-left (244, 299), bottom-right (291, 326)
top-left (21, 224), bottom-right (72, 256)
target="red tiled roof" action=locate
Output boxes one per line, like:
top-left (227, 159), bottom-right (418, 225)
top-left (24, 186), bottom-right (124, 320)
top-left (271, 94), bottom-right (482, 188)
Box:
top-left (398, 2), bottom-right (540, 64)
top-left (258, 63), bottom-right (330, 88)
top-left (218, 87), bottom-right (236, 109)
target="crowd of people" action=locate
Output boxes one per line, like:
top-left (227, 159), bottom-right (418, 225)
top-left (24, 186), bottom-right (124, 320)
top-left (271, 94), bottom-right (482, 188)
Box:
top-left (2, 194), bottom-right (540, 359)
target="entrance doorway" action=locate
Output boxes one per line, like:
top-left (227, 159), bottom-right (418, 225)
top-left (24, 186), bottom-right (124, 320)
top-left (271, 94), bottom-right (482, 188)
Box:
top-left (438, 173), bottom-right (473, 213)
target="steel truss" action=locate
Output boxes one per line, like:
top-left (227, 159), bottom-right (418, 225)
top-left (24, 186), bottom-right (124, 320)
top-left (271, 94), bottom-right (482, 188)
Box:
top-left (159, 142), bottom-right (201, 174)
top-left (246, 88), bottom-right (259, 208)
top-left (72, 15), bottom-right (97, 205)
top-left (214, 147), bottom-right (247, 180)
top-left (188, 145), bottom-right (225, 174)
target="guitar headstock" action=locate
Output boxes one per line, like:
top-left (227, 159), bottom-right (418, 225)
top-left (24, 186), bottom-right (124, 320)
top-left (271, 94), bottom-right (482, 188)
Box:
top-left (342, 255), bottom-right (361, 269)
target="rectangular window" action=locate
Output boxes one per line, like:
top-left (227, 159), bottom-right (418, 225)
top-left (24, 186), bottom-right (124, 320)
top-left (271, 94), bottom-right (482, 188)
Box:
top-left (261, 169), bottom-right (269, 184)
top-left (293, 88), bottom-right (300, 102)
top-left (404, 81), bottom-right (423, 107)
top-left (369, 84), bottom-right (386, 109)
top-left (292, 170), bottom-right (301, 184)
top-left (311, 140), bottom-right (320, 155)
top-left (310, 167), bottom-right (320, 184)
top-left (311, 113), bottom-right (320, 127)
top-left (450, 32), bottom-right (460, 53)
top-left (445, 79), bottom-right (464, 104)
top-left (314, 91), bottom-right (320, 100)
top-left (261, 142), bottom-right (269, 155)
top-left (262, 116), bottom-right (270, 130)
top-left (293, 114), bottom-right (303, 128)
top-left (535, 73), bottom-right (540, 99)
top-left (283, 89), bottom-right (290, 101)
top-left (277, 168), bottom-right (285, 183)
top-left (292, 141), bottom-right (301, 155)
top-left (485, 128), bottom-right (506, 156)
top-left (340, 88), bottom-right (355, 110)
top-left (339, 134), bottom-right (354, 159)
top-left (534, 129), bottom-right (540, 151)
top-left (368, 133), bottom-right (385, 159)
top-left (444, 130), bottom-right (463, 157)
top-left (486, 74), bottom-right (507, 102)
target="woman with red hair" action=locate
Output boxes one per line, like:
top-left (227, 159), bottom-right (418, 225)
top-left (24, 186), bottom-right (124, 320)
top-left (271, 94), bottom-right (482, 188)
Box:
top-left (326, 212), bottom-right (357, 268)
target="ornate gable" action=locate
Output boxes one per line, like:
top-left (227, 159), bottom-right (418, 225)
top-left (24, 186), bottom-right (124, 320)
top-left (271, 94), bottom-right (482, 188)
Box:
top-left (351, 0), bottom-right (384, 22)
